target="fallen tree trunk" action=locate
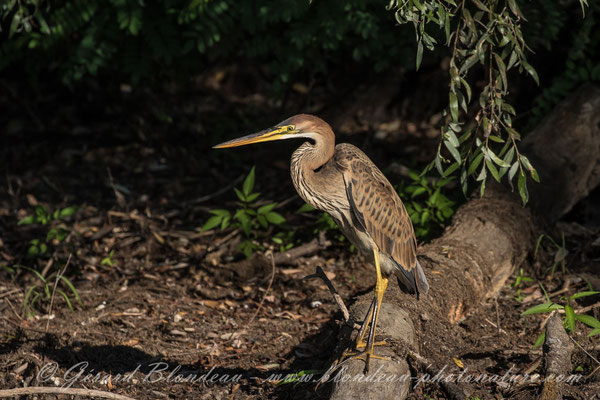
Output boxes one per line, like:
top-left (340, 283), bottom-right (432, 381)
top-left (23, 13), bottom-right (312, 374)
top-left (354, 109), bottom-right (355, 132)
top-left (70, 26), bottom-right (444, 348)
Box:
top-left (327, 86), bottom-right (600, 400)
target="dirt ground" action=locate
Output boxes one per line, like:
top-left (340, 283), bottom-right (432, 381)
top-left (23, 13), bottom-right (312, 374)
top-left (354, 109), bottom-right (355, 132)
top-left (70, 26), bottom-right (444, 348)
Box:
top-left (1, 72), bottom-right (600, 399)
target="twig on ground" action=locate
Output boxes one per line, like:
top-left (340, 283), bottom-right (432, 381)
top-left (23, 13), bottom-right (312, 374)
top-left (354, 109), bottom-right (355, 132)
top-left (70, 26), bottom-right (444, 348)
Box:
top-left (0, 288), bottom-right (21, 300)
top-left (0, 387), bottom-right (137, 400)
top-left (402, 344), bottom-right (470, 400)
top-left (245, 252), bottom-right (276, 327)
top-left (569, 333), bottom-right (600, 367)
top-left (1, 316), bottom-right (50, 334)
top-left (304, 266), bottom-right (351, 324)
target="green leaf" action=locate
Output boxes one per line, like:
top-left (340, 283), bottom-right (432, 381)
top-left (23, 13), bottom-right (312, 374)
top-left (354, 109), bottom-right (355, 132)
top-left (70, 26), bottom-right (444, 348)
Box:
top-left (257, 214), bottom-right (268, 228)
top-left (202, 215), bottom-right (222, 231)
top-left (521, 59), bottom-right (539, 85)
top-left (210, 209), bottom-right (230, 218)
top-left (9, 11), bottom-right (21, 38)
top-left (411, 187), bottom-right (427, 198)
top-left (442, 162), bottom-right (460, 177)
top-left (575, 314), bottom-right (600, 329)
top-left (522, 302), bottom-right (563, 315)
top-left (459, 55), bottom-right (478, 75)
top-left (476, 163), bottom-right (487, 182)
top-left (221, 217), bottom-right (230, 230)
top-left (508, 161), bottom-right (519, 183)
top-left (468, 152), bottom-right (484, 176)
top-left (520, 155), bottom-right (540, 182)
top-left (18, 215), bottom-right (35, 225)
top-left (488, 149), bottom-right (509, 167)
top-left (565, 305), bottom-right (575, 332)
top-left (416, 39), bottom-right (423, 70)
top-left (502, 102), bottom-right (516, 115)
top-left (459, 78), bottom-right (472, 103)
top-left (446, 129), bottom-right (460, 148)
top-left (507, 0), bottom-right (522, 18)
top-left (56, 289), bottom-right (74, 312)
top-left (444, 140), bottom-right (461, 163)
top-left (234, 187), bottom-right (247, 202)
top-left (471, 0), bottom-right (489, 12)
top-left (266, 212), bottom-right (285, 225)
top-left (494, 53), bottom-right (507, 93)
top-left (35, 13), bottom-right (51, 35)
top-left (570, 291), bottom-right (600, 300)
top-left (588, 328), bottom-right (600, 337)
top-left (297, 203), bottom-right (315, 213)
top-left (258, 203), bottom-right (277, 214)
top-left (485, 159), bottom-right (501, 182)
top-left (420, 210), bottom-right (430, 224)
top-left (59, 207), bottom-right (76, 218)
top-left (518, 170), bottom-right (529, 204)
top-left (246, 193), bottom-right (260, 203)
top-left (242, 167), bottom-right (256, 196)
top-left (533, 331), bottom-right (545, 348)
top-left (449, 92), bottom-right (458, 122)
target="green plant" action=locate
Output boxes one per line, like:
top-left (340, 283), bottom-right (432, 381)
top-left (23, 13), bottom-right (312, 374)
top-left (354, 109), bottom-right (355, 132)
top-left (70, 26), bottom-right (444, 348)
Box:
top-left (277, 369), bottom-right (318, 385)
top-left (390, 0), bottom-right (589, 204)
top-left (511, 267), bottom-right (533, 302)
top-left (18, 205), bottom-right (76, 257)
top-left (202, 167), bottom-right (286, 258)
top-left (17, 264), bottom-right (84, 319)
top-left (523, 288), bottom-right (600, 347)
top-left (0, 1), bottom-right (416, 89)
top-left (272, 231), bottom-right (294, 253)
top-left (397, 171), bottom-right (457, 240)
top-left (101, 250), bottom-right (116, 267)
top-left (534, 232), bottom-right (568, 278)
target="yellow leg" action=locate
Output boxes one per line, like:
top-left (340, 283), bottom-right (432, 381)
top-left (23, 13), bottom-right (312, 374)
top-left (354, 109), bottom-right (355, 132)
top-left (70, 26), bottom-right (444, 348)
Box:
top-left (372, 247), bottom-right (389, 329)
top-left (355, 249), bottom-right (388, 348)
top-left (330, 249), bottom-right (390, 376)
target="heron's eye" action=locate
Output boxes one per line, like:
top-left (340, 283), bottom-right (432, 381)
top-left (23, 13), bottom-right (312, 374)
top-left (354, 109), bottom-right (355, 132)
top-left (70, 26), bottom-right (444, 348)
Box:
top-left (287, 126), bottom-right (294, 132)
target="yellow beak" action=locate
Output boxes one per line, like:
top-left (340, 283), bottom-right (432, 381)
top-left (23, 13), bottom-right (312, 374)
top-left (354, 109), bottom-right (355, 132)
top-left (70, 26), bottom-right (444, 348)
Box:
top-left (213, 126), bottom-right (293, 148)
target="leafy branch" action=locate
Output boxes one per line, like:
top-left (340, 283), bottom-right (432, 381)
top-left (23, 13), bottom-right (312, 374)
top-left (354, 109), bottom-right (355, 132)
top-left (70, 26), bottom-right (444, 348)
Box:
top-left (389, 0), bottom-right (588, 204)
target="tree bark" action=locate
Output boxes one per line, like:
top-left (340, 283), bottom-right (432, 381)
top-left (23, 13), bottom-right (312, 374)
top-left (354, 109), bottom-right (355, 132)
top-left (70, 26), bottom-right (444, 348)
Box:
top-left (327, 86), bottom-right (600, 400)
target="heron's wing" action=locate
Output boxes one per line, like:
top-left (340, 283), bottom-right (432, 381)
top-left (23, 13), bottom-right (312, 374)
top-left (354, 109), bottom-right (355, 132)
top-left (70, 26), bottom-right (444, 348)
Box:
top-left (335, 144), bottom-right (423, 293)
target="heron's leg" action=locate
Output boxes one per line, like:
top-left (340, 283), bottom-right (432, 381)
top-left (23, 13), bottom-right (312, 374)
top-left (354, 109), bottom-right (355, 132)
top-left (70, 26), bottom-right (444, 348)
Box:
top-left (351, 248), bottom-right (390, 349)
top-left (359, 248), bottom-right (388, 372)
top-left (327, 249), bottom-right (390, 377)
top-left (354, 297), bottom-right (374, 347)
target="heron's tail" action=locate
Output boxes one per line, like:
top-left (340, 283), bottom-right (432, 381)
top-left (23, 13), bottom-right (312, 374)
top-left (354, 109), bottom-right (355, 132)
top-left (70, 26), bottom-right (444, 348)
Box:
top-left (395, 259), bottom-right (429, 299)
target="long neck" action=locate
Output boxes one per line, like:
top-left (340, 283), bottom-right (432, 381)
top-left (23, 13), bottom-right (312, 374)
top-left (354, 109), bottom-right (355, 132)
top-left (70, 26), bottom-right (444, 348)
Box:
top-left (290, 129), bottom-right (336, 210)
top-left (296, 129), bottom-right (335, 170)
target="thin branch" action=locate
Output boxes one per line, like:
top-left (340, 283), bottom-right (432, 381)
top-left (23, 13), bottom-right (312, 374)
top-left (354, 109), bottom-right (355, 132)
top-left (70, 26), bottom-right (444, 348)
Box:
top-left (304, 266), bottom-right (352, 325)
top-left (0, 387), bottom-right (137, 400)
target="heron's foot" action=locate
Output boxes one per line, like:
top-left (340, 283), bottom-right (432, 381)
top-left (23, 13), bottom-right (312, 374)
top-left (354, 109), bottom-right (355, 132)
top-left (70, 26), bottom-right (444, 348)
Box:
top-left (327, 344), bottom-right (391, 378)
top-left (355, 339), bottom-right (387, 349)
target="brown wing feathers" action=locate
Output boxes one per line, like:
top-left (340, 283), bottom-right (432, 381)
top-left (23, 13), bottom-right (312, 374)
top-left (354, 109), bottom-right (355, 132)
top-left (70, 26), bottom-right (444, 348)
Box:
top-left (336, 144), bottom-right (420, 293)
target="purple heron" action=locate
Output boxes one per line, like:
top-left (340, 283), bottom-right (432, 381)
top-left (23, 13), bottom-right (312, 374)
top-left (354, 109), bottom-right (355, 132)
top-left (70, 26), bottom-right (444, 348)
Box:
top-left (214, 114), bottom-right (429, 372)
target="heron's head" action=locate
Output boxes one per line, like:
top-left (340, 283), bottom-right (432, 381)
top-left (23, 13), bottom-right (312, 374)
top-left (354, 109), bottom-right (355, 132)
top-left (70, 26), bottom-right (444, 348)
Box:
top-left (213, 114), bottom-right (332, 149)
